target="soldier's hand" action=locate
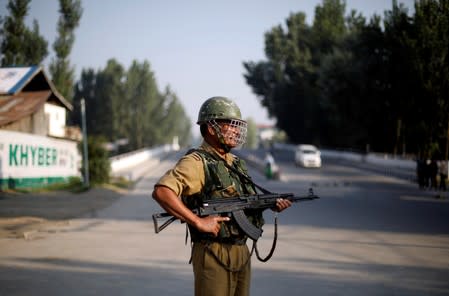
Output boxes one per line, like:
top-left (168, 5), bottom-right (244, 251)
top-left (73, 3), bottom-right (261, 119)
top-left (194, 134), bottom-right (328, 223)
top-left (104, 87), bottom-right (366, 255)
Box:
top-left (274, 198), bottom-right (292, 212)
top-left (196, 215), bottom-right (230, 237)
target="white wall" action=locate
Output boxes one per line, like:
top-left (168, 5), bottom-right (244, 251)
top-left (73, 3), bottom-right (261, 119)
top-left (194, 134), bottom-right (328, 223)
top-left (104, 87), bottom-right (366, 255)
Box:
top-left (0, 130), bottom-right (80, 180)
top-left (44, 103), bottom-right (66, 138)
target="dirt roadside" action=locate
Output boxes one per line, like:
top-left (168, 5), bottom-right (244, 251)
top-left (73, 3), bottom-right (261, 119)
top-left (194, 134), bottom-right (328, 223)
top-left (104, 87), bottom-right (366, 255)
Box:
top-left (0, 186), bottom-right (126, 239)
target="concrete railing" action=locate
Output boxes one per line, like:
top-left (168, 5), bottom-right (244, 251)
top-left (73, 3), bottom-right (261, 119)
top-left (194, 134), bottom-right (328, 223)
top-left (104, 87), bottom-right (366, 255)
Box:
top-left (363, 153), bottom-right (416, 170)
top-left (273, 143), bottom-right (416, 170)
top-left (110, 142), bottom-right (417, 182)
top-left (109, 144), bottom-right (179, 180)
top-left (271, 142), bottom-right (418, 183)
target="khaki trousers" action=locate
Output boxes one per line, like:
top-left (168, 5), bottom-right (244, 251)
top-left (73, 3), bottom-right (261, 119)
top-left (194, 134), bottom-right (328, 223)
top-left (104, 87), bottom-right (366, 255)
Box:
top-left (192, 241), bottom-right (251, 296)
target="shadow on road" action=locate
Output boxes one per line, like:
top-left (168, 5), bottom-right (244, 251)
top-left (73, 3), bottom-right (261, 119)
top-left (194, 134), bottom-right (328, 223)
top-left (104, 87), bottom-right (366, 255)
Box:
top-left (1, 256), bottom-right (448, 296)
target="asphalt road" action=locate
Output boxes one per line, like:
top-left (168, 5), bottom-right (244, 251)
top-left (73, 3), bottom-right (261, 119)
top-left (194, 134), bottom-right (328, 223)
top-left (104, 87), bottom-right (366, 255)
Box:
top-left (1, 149), bottom-right (449, 295)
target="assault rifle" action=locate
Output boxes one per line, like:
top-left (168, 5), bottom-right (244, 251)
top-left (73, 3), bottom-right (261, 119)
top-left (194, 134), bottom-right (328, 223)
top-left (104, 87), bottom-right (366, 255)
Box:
top-left (152, 188), bottom-right (319, 241)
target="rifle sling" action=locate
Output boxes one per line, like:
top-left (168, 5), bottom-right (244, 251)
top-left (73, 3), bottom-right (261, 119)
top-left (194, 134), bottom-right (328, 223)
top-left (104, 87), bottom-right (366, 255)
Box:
top-left (196, 149), bottom-right (272, 194)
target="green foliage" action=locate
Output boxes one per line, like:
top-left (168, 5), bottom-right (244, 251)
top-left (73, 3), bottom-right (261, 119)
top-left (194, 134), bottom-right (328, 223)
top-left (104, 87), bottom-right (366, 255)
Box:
top-left (82, 136), bottom-right (110, 185)
top-left (0, 0), bottom-right (48, 66)
top-left (95, 59), bottom-right (126, 140)
top-left (244, 117), bottom-right (258, 149)
top-left (5, 177), bottom-right (85, 193)
top-left (411, 0), bottom-right (449, 158)
top-left (243, 0), bottom-right (449, 158)
top-left (272, 129), bottom-right (288, 143)
top-left (109, 176), bottom-right (133, 189)
top-left (157, 87), bottom-right (192, 147)
top-left (23, 20), bottom-right (49, 65)
top-left (49, 0), bottom-right (83, 102)
top-left (71, 68), bottom-right (96, 128)
top-left (43, 177), bottom-right (85, 192)
top-left (126, 60), bottom-right (160, 149)
top-left (71, 59), bottom-right (192, 153)
top-left (312, 0), bottom-right (347, 52)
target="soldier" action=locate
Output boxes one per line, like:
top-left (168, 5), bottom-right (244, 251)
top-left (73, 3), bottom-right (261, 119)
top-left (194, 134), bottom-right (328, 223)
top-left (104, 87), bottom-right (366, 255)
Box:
top-left (438, 159), bottom-right (448, 191)
top-left (152, 96), bottom-right (291, 296)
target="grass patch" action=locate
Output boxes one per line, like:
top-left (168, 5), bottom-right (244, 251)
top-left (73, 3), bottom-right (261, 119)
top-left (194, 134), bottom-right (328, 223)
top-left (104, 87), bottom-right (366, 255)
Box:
top-left (2, 176), bottom-right (134, 195)
top-left (109, 176), bottom-right (135, 189)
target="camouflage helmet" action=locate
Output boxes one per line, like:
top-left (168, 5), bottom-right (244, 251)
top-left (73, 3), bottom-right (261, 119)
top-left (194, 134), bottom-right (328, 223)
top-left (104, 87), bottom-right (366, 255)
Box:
top-left (197, 96), bottom-right (243, 124)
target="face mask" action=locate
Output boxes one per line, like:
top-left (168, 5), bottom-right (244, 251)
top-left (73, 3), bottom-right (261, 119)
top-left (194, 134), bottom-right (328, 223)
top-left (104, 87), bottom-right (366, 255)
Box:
top-left (209, 119), bottom-right (247, 149)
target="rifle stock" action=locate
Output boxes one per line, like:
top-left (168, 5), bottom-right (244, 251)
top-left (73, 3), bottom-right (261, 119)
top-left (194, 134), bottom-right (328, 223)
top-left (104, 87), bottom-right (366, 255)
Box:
top-left (152, 188), bottom-right (319, 240)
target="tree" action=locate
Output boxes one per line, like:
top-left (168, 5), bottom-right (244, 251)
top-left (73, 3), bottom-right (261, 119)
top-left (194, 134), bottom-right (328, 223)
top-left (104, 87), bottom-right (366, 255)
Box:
top-left (125, 60), bottom-right (160, 149)
top-left (411, 0), bottom-right (449, 158)
top-left (158, 87), bottom-right (192, 147)
top-left (71, 68), bottom-right (99, 135)
top-left (49, 0), bottom-right (82, 102)
top-left (95, 59), bottom-right (126, 141)
top-left (312, 0), bottom-right (347, 56)
top-left (72, 59), bottom-right (192, 152)
top-left (244, 0), bottom-right (348, 145)
top-left (0, 0), bottom-right (48, 66)
top-left (244, 117), bottom-right (258, 149)
top-left (82, 135), bottom-right (110, 185)
top-left (382, 1), bottom-right (416, 155)
top-left (244, 0), bottom-right (449, 157)
top-left (243, 12), bottom-right (312, 144)
top-left (23, 20), bottom-right (49, 65)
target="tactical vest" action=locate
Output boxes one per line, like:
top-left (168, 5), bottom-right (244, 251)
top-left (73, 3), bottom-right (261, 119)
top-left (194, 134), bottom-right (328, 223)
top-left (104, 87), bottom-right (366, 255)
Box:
top-left (183, 149), bottom-right (264, 242)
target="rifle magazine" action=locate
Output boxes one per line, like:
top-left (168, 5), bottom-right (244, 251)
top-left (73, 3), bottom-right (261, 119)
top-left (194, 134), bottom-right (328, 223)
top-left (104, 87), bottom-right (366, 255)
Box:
top-left (232, 210), bottom-right (263, 241)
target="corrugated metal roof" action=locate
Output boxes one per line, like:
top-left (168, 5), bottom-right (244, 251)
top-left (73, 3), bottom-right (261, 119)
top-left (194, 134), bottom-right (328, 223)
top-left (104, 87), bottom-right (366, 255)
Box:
top-left (0, 66), bottom-right (72, 111)
top-left (0, 90), bottom-right (51, 126)
top-left (0, 66), bottom-right (40, 95)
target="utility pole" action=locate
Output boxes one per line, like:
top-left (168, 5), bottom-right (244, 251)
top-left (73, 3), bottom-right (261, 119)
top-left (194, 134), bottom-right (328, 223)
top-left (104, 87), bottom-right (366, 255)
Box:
top-left (81, 98), bottom-right (90, 188)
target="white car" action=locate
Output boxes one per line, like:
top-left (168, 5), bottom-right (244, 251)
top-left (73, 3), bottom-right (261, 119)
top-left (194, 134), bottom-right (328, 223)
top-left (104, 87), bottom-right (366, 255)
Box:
top-left (295, 144), bottom-right (322, 168)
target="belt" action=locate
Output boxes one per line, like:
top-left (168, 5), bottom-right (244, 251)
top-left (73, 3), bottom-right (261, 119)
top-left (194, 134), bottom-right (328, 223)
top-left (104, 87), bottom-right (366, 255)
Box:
top-left (196, 237), bottom-right (247, 245)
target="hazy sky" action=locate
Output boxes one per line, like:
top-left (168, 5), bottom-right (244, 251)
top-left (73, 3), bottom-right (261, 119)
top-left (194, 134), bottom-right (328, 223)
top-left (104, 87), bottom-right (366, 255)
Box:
top-left (1, 0), bottom-right (414, 137)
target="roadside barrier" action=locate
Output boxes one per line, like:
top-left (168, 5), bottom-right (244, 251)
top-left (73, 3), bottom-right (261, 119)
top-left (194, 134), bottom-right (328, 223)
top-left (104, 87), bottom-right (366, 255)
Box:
top-left (109, 144), bottom-right (179, 181)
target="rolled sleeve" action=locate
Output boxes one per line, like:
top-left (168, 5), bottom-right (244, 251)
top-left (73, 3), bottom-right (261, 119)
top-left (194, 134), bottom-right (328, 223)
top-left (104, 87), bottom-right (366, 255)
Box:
top-left (156, 153), bottom-right (204, 197)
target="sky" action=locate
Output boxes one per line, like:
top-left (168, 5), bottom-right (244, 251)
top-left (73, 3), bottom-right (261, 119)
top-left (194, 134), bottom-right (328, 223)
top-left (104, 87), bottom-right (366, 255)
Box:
top-left (1, 0), bottom-right (415, 138)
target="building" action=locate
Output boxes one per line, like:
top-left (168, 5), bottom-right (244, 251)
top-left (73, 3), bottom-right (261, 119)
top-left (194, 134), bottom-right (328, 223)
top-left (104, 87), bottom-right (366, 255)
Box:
top-left (0, 66), bottom-right (77, 138)
top-left (0, 66), bottom-right (81, 189)
top-left (258, 124), bottom-right (277, 142)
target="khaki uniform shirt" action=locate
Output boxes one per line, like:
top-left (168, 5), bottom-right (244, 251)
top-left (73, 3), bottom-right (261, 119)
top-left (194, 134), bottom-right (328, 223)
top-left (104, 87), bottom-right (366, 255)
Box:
top-left (156, 141), bottom-right (236, 197)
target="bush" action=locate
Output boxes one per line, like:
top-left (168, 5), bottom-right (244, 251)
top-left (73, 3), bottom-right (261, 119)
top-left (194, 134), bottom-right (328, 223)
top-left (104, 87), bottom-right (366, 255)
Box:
top-left (81, 136), bottom-right (110, 185)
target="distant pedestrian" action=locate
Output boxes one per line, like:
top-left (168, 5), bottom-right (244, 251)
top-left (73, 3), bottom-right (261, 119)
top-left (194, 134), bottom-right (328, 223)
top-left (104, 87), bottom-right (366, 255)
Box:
top-left (422, 159), bottom-right (432, 189)
top-left (264, 152), bottom-right (275, 179)
top-left (430, 160), bottom-right (438, 190)
top-left (438, 160), bottom-right (448, 191)
top-left (417, 159), bottom-right (425, 189)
